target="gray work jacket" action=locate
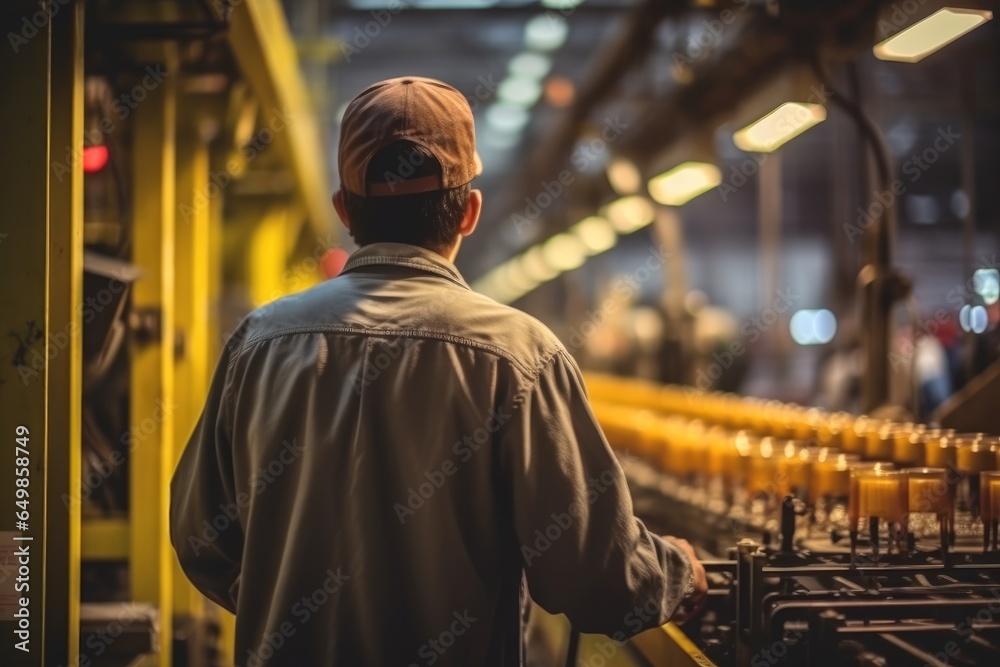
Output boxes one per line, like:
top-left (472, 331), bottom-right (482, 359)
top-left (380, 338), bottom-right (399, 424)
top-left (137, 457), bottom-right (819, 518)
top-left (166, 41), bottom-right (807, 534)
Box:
top-left (169, 242), bottom-right (694, 666)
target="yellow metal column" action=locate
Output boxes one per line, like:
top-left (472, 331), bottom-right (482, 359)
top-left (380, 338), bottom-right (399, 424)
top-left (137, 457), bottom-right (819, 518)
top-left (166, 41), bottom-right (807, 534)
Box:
top-left (0, 2), bottom-right (84, 666)
top-left (248, 206), bottom-right (290, 307)
top-left (172, 124), bottom-right (210, 626)
top-left (130, 56), bottom-right (177, 667)
top-left (45, 2), bottom-right (85, 665)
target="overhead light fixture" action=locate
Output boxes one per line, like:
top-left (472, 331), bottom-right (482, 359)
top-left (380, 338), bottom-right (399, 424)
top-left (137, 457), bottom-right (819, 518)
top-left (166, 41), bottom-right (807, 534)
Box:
top-left (508, 52), bottom-right (552, 80)
top-left (571, 216), bottom-right (617, 255)
top-left (524, 14), bottom-right (569, 51)
top-left (647, 162), bottom-right (721, 206)
top-left (498, 77), bottom-right (543, 108)
top-left (790, 309), bottom-right (838, 345)
top-left (501, 260), bottom-right (539, 294)
top-left (520, 246), bottom-right (560, 282)
top-left (733, 103), bottom-right (826, 153)
top-left (603, 196), bottom-right (655, 233)
top-left (874, 8), bottom-right (992, 63)
top-left (540, 0), bottom-right (583, 9)
top-left (542, 233), bottom-right (587, 272)
top-left (485, 104), bottom-right (530, 134)
top-left (607, 157), bottom-right (642, 195)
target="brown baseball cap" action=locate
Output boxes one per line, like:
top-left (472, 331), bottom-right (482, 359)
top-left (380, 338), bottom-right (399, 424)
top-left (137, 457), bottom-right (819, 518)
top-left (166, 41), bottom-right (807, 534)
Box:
top-left (338, 76), bottom-right (481, 197)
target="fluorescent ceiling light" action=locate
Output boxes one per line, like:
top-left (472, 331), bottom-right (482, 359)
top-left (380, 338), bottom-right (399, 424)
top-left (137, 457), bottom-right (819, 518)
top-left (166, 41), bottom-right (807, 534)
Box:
top-left (498, 77), bottom-right (543, 108)
top-left (542, 233), bottom-right (587, 272)
top-left (733, 103), bottom-right (826, 153)
top-left (607, 157), bottom-right (642, 195)
top-left (520, 246), bottom-right (560, 282)
top-left (571, 216), bottom-right (617, 255)
top-left (603, 196), bottom-right (655, 233)
top-left (541, 0), bottom-right (583, 9)
top-left (485, 104), bottom-right (530, 134)
top-left (647, 162), bottom-right (720, 206)
top-left (525, 14), bottom-right (569, 51)
top-left (501, 261), bottom-right (539, 294)
top-left (874, 8), bottom-right (992, 63)
top-left (508, 52), bottom-right (552, 80)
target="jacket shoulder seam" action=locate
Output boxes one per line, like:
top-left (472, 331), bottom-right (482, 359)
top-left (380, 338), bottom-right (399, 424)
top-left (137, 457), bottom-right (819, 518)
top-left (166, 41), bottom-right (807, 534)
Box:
top-left (242, 324), bottom-right (538, 376)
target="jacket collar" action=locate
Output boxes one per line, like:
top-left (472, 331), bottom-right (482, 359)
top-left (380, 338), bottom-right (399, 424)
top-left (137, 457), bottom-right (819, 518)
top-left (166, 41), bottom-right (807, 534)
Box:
top-left (341, 242), bottom-right (470, 289)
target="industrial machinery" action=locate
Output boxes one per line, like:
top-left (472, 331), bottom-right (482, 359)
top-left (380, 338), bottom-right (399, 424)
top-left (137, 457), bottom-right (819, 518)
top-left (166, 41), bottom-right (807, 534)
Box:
top-left (587, 373), bottom-right (1000, 667)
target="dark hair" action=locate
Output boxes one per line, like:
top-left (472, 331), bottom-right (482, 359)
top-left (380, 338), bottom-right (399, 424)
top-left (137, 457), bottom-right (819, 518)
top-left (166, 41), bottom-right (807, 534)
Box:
top-left (341, 141), bottom-right (471, 253)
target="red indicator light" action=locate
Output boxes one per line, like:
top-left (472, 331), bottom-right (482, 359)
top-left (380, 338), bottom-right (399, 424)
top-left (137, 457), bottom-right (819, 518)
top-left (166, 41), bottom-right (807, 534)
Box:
top-left (82, 145), bottom-right (109, 173)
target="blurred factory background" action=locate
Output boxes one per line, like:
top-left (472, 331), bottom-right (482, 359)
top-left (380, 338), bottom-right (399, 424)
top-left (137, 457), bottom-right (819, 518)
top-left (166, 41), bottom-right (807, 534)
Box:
top-left (1, 0), bottom-right (999, 665)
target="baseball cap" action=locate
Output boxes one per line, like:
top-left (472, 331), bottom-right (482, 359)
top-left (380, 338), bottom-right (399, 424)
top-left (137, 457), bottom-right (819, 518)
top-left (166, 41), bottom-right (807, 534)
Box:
top-left (338, 76), bottom-right (482, 197)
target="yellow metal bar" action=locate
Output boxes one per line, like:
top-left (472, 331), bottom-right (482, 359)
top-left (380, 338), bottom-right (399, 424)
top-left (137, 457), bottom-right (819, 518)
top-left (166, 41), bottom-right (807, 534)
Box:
top-left (631, 623), bottom-right (717, 667)
top-left (81, 519), bottom-right (129, 560)
top-left (0, 2), bottom-right (84, 665)
top-left (46, 2), bottom-right (85, 665)
top-left (227, 0), bottom-right (337, 242)
top-left (214, 601), bottom-right (237, 666)
top-left (248, 206), bottom-right (290, 307)
top-left (129, 55), bottom-right (177, 667)
top-left (172, 123), bottom-right (211, 621)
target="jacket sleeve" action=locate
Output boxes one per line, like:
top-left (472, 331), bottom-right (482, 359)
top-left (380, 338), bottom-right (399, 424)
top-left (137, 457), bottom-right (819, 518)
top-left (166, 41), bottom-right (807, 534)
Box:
top-left (169, 341), bottom-right (243, 613)
top-left (500, 349), bottom-right (694, 637)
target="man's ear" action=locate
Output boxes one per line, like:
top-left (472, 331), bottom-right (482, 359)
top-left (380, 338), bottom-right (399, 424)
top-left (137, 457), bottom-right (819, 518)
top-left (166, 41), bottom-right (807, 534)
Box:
top-left (333, 190), bottom-right (351, 233)
top-left (459, 189), bottom-right (483, 238)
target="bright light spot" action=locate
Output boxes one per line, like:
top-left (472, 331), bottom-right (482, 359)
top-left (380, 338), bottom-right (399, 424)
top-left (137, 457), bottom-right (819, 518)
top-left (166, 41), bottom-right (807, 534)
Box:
top-left (498, 77), bottom-right (543, 108)
top-left (813, 309), bottom-right (837, 344)
top-left (502, 260), bottom-right (539, 294)
top-left (607, 157), bottom-right (642, 195)
top-left (525, 14), bottom-right (569, 51)
top-left (647, 161), bottom-right (721, 206)
top-left (571, 216), bottom-right (617, 255)
top-left (520, 246), bottom-right (560, 282)
top-left (82, 145), bottom-right (109, 173)
top-left (873, 8), bottom-right (992, 63)
top-left (971, 305), bottom-right (989, 334)
top-left (974, 269), bottom-right (1000, 305)
top-left (790, 309), bottom-right (838, 345)
top-left (486, 104), bottom-right (530, 134)
top-left (543, 76), bottom-right (575, 108)
top-left (960, 304), bottom-right (972, 332)
top-left (542, 233), bottom-right (587, 272)
top-left (508, 52), bottom-right (552, 80)
top-left (733, 103), bottom-right (826, 153)
top-left (541, 0), bottom-right (583, 10)
top-left (603, 196), bottom-right (655, 234)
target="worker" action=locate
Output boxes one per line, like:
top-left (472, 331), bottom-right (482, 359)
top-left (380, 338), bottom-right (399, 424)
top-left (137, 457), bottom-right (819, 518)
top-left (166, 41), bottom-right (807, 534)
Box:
top-left (170, 76), bottom-right (707, 666)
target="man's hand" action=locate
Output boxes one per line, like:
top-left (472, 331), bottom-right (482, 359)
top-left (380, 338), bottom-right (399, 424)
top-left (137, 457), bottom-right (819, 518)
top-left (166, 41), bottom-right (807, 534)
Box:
top-left (664, 536), bottom-right (708, 624)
